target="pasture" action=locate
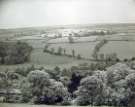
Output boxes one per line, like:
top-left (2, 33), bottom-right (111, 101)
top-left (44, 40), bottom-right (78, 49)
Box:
top-left (30, 48), bottom-right (91, 68)
top-left (99, 41), bottom-right (135, 59)
top-left (25, 39), bottom-right (92, 67)
top-left (49, 42), bottom-right (99, 59)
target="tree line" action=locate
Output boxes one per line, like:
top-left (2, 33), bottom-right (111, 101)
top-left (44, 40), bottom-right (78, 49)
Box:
top-left (43, 44), bottom-right (82, 60)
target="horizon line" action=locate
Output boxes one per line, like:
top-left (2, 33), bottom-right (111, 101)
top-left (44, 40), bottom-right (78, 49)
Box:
top-left (1, 22), bottom-right (135, 30)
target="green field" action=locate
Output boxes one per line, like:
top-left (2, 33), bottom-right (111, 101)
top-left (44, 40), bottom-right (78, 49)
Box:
top-left (30, 48), bottom-right (91, 68)
top-left (50, 42), bottom-right (98, 59)
top-left (99, 41), bottom-right (135, 59)
top-left (21, 37), bottom-right (94, 66)
top-left (97, 34), bottom-right (135, 41)
top-left (26, 39), bottom-right (92, 68)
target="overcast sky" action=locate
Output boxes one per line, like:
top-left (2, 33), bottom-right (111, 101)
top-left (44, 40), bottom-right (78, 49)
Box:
top-left (0, 0), bottom-right (135, 28)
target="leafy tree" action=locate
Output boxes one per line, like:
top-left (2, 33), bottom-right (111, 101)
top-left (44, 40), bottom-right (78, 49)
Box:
top-left (27, 70), bottom-right (69, 104)
top-left (106, 63), bottom-right (134, 87)
top-left (92, 39), bottom-right (108, 60)
top-left (68, 35), bottom-right (74, 43)
top-left (106, 63), bottom-right (135, 106)
top-left (0, 42), bottom-right (7, 63)
top-left (131, 57), bottom-right (135, 61)
top-left (27, 70), bottom-right (50, 98)
top-left (50, 81), bottom-right (69, 104)
top-left (50, 47), bottom-right (55, 54)
top-left (72, 49), bottom-right (75, 57)
top-left (0, 69), bottom-right (20, 101)
top-left (43, 44), bottom-right (49, 52)
top-left (59, 68), bottom-right (71, 77)
top-left (126, 73), bottom-right (135, 107)
top-left (59, 76), bottom-right (71, 87)
top-left (20, 79), bottom-right (32, 103)
top-left (68, 72), bottom-right (82, 94)
top-left (74, 74), bottom-right (106, 106)
top-left (105, 53), bottom-right (118, 66)
top-left (57, 46), bottom-right (63, 55)
top-left (15, 65), bottom-right (35, 77)
top-left (77, 54), bottom-right (81, 59)
top-left (99, 53), bottom-right (105, 61)
top-left (63, 49), bottom-right (66, 55)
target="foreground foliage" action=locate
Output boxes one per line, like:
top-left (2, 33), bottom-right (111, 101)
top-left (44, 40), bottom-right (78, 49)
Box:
top-left (1, 61), bottom-right (135, 107)
top-left (0, 41), bottom-right (32, 64)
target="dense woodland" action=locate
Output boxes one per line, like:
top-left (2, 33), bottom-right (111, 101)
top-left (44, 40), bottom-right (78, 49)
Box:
top-left (0, 41), bottom-right (32, 64)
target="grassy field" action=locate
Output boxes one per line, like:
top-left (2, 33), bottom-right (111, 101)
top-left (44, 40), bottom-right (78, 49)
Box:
top-left (26, 38), bottom-right (92, 68)
top-left (3, 33), bottom-right (135, 70)
top-left (20, 37), bottom-right (95, 67)
top-left (99, 41), bottom-right (135, 59)
top-left (0, 103), bottom-right (113, 107)
top-left (0, 47), bottom-right (92, 71)
top-left (50, 42), bottom-right (99, 59)
top-left (30, 48), bottom-right (91, 67)
top-left (97, 34), bottom-right (135, 41)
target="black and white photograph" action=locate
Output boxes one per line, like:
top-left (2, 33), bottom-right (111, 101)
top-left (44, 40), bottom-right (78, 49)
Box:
top-left (0, 0), bottom-right (135, 107)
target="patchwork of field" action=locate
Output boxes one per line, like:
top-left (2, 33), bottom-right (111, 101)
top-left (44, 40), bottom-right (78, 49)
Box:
top-left (16, 38), bottom-right (96, 66)
top-left (25, 40), bottom-right (92, 66)
top-left (0, 24), bottom-right (135, 70)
